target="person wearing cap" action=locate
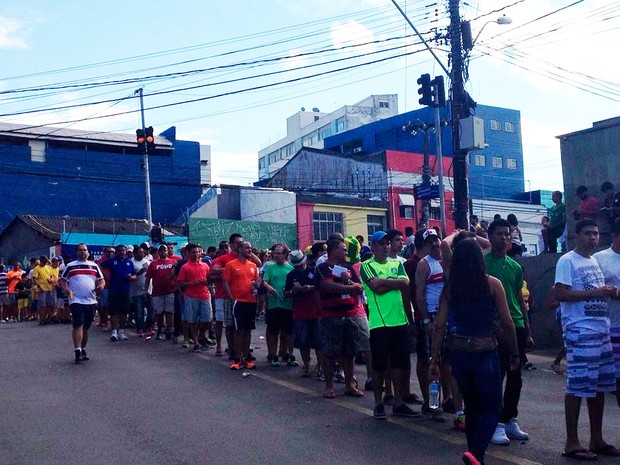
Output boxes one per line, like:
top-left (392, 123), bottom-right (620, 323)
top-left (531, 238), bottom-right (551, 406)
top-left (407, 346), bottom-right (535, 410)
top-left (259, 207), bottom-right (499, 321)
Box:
top-left (126, 245), bottom-right (134, 260)
top-left (263, 243), bottom-right (295, 367)
top-left (361, 231), bottom-right (418, 420)
top-left (415, 228), bottom-right (451, 421)
top-left (573, 185), bottom-right (601, 222)
top-left (285, 249), bottom-right (323, 377)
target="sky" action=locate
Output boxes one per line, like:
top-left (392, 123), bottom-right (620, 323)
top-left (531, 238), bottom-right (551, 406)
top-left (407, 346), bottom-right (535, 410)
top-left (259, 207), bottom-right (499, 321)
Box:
top-left (0, 0), bottom-right (619, 194)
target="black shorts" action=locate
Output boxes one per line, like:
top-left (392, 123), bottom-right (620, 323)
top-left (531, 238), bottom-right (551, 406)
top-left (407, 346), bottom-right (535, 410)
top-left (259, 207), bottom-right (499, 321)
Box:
top-left (232, 301), bottom-right (257, 331)
top-left (71, 303), bottom-right (96, 329)
top-left (370, 325), bottom-right (411, 372)
top-left (265, 307), bottom-right (293, 336)
top-left (415, 314), bottom-right (448, 366)
top-left (108, 291), bottom-right (131, 316)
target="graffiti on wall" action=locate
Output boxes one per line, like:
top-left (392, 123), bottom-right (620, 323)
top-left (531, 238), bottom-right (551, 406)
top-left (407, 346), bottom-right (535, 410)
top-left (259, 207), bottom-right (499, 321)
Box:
top-left (189, 218), bottom-right (298, 250)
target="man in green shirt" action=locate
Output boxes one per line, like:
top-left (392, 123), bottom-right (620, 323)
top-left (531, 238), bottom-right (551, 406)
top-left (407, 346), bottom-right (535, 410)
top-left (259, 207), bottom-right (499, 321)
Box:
top-left (485, 219), bottom-right (534, 445)
top-left (545, 190), bottom-right (566, 253)
top-left (361, 230), bottom-right (418, 420)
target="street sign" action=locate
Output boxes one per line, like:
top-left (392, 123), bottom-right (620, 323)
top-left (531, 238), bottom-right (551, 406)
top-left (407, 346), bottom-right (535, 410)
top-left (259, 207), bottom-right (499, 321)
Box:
top-left (414, 183), bottom-right (440, 200)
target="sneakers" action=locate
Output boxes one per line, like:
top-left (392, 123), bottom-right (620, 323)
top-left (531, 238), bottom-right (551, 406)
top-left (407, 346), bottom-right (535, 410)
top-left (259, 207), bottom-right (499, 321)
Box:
top-left (81, 349), bottom-right (89, 361)
top-left (136, 330), bottom-right (144, 338)
top-left (156, 333), bottom-right (164, 341)
top-left (118, 330), bottom-right (129, 341)
top-left (268, 355), bottom-right (281, 367)
top-left (241, 358), bottom-right (256, 369)
top-left (491, 423), bottom-right (510, 445)
top-left (192, 344), bottom-right (202, 352)
top-left (229, 360), bottom-right (241, 370)
top-left (454, 413), bottom-right (466, 432)
top-left (204, 337), bottom-right (216, 346)
top-left (74, 349), bottom-right (82, 364)
top-left (383, 394), bottom-right (396, 406)
top-left (110, 330), bottom-right (118, 342)
top-left (402, 393), bottom-right (424, 405)
top-left (287, 355), bottom-right (299, 367)
top-left (523, 361), bottom-right (537, 371)
top-left (182, 338), bottom-right (190, 348)
top-left (505, 417), bottom-right (529, 440)
top-left (373, 403), bottom-right (388, 420)
top-left (421, 403), bottom-right (446, 423)
top-left (392, 404), bottom-right (420, 418)
top-left (334, 369), bottom-right (346, 383)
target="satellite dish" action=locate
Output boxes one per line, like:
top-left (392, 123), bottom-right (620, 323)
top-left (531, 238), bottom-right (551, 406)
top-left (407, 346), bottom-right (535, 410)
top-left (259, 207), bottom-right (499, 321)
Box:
top-left (312, 107), bottom-right (320, 112)
top-left (301, 107), bottom-right (306, 111)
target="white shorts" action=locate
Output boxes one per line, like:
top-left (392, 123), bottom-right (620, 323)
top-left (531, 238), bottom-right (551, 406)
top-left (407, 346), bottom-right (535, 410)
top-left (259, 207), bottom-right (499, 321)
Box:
top-left (152, 294), bottom-right (175, 315)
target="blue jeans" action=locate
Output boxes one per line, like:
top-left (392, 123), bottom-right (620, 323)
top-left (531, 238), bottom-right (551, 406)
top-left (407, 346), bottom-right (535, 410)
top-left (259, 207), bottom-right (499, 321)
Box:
top-left (131, 295), bottom-right (146, 332)
top-left (450, 350), bottom-right (502, 463)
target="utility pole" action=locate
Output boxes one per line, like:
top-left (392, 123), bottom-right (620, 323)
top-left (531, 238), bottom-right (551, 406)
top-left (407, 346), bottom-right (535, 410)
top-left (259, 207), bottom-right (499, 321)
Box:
top-left (434, 86), bottom-right (447, 237)
top-left (449, 0), bottom-right (470, 230)
top-left (136, 88), bottom-right (153, 227)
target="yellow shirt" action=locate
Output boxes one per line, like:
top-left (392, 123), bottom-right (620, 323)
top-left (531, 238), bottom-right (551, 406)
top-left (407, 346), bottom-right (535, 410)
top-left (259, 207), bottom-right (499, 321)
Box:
top-left (32, 265), bottom-right (56, 292)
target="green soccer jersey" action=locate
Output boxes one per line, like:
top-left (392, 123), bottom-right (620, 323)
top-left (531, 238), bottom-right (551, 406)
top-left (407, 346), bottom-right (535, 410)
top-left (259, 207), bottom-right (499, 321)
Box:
top-left (263, 261), bottom-right (293, 310)
top-left (484, 253), bottom-right (524, 328)
top-left (360, 257), bottom-right (409, 330)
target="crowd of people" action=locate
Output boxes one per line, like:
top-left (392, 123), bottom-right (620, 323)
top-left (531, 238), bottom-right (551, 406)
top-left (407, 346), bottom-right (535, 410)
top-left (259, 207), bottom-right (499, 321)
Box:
top-left (3, 212), bottom-right (620, 465)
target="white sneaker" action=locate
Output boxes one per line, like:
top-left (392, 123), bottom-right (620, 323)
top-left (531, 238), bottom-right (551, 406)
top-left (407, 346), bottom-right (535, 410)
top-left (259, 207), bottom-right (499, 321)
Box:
top-left (110, 330), bottom-right (118, 342)
top-left (491, 423), bottom-right (510, 445)
top-left (118, 330), bottom-right (129, 341)
top-left (505, 417), bottom-right (529, 440)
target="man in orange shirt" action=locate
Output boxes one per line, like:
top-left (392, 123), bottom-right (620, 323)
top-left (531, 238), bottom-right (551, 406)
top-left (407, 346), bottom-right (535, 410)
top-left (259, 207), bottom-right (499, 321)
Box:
top-left (6, 262), bottom-right (24, 321)
top-left (223, 241), bottom-right (259, 370)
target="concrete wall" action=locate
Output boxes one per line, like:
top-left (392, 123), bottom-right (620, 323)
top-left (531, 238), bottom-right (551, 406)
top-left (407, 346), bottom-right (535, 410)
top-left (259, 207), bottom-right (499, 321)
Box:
top-left (239, 189), bottom-right (296, 223)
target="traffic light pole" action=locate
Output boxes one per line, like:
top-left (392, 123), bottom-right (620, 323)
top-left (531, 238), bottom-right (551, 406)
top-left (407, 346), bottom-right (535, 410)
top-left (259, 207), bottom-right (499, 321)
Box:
top-left (449, 0), bottom-right (470, 230)
top-left (434, 89), bottom-right (447, 237)
top-left (137, 88), bottom-right (153, 227)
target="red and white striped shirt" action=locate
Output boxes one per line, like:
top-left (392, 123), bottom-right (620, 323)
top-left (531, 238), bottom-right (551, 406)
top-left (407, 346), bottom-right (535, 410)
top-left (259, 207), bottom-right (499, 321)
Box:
top-left (60, 260), bottom-right (104, 305)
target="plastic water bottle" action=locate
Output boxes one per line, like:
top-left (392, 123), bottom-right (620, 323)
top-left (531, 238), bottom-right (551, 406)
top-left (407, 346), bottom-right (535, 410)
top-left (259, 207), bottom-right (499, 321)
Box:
top-left (429, 380), bottom-right (441, 409)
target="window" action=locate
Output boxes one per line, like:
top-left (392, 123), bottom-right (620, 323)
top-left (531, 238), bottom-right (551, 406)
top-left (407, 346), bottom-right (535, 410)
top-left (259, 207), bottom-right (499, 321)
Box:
top-left (429, 199), bottom-right (441, 220)
top-left (474, 154), bottom-right (486, 166)
top-left (399, 206), bottom-right (414, 219)
top-left (507, 158), bottom-right (517, 169)
top-left (490, 120), bottom-right (501, 131)
top-left (303, 134), bottom-right (315, 146)
top-left (318, 126), bottom-right (331, 141)
top-left (313, 212), bottom-right (344, 241)
top-left (379, 101), bottom-right (390, 108)
top-left (258, 157), bottom-right (265, 170)
top-left (336, 117), bottom-right (346, 133)
top-left (367, 215), bottom-right (385, 236)
top-left (29, 140), bottom-right (46, 163)
top-left (268, 153), bottom-right (277, 164)
top-left (284, 144), bottom-right (295, 157)
top-left (492, 156), bottom-right (503, 168)
top-left (504, 122), bottom-right (516, 133)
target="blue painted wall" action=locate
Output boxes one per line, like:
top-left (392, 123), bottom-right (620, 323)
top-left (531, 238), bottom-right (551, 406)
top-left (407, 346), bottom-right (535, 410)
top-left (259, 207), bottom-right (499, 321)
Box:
top-left (0, 129), bottom-right (202, 228)
top-left (324, 104), bottom-right (524, 201)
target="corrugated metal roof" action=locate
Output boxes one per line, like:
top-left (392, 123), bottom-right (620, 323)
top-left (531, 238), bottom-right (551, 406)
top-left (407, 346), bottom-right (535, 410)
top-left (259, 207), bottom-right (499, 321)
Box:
top-left (0, 122), bottom-right (173, 148)
top-left (15, 215), bottom-right (183, 240)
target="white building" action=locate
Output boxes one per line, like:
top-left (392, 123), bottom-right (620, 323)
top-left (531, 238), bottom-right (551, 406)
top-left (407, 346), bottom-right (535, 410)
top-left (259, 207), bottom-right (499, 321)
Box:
top-left (258, 94), bottom-right (398, 180)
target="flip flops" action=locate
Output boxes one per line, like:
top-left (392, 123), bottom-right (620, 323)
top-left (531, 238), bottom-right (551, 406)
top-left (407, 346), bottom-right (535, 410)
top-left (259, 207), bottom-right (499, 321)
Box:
top-left (344, 389), bottom-right (364, 398)
top-left (561, 448), bottom-right (597, 461)
top-left (590, 445), bottom-right (620, 457)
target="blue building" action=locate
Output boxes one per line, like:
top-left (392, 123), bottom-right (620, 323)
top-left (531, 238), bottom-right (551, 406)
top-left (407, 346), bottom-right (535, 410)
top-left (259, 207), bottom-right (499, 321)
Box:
top-left (323, 104), bottom-right (524, 201)
top-left (0, 123), bottom-right (211, 229)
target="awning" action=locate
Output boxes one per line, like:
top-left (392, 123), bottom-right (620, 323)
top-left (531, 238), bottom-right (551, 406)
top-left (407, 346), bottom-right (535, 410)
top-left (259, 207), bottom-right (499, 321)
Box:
top-left (398, 193), bottom-right (415, 206)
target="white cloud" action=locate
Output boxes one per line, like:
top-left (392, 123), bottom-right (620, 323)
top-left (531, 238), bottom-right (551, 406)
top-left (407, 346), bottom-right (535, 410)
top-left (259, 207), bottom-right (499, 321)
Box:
top-left (330, 20), bottom-right (376, 55)
top-left (211, 150), bottom-right (257, 186)
top-left (0, 17), bottom-right (28, 49)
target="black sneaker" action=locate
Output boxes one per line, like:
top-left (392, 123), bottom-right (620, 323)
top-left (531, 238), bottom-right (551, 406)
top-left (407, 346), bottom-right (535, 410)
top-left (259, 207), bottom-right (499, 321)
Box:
top-left (392, 403), bottom-right (420, 418)
top-left (74, 349), bottom-right (82, 364)
top-left (402, 393), bottom-right (424, 405)
top-left (81, 349), bottom-right (89, 361)
top-left (373, 403), bottom-right (388, 420)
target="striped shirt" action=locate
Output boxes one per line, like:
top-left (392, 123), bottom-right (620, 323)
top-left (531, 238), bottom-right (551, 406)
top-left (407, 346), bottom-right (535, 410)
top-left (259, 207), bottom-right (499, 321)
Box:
top-left (0, 272), bottom-right (8, 295)
top-left (60, 260), bottom-right (104, 305)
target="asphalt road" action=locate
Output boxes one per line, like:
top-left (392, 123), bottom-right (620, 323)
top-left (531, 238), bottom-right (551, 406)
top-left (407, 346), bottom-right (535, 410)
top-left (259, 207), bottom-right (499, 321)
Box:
top-left (1, 320), bottom-right (620, 465)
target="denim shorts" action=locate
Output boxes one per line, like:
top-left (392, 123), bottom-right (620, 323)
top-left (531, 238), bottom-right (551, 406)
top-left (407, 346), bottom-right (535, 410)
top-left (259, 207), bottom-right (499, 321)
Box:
top-left (152, 294), bottom-right (175, 315)
top-left (293, 319), bottom-right (323, 350)
top-left (71, 303), bottom-right (96, 329)
top-left (185, 297), bottom-right (212, 324)
top-left (320, 316), bottom-right (362, 359)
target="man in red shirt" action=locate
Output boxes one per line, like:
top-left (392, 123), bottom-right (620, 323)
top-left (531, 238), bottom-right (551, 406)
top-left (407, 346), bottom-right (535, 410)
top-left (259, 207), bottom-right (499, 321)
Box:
top-left (178, 244), bottom-right (211, 353)
top-left (145, 245), bottom-right (177, 340)
top-left (223, 241), bottom-right (259, 370)
top-left (574, 185), bottom-right (602, 222)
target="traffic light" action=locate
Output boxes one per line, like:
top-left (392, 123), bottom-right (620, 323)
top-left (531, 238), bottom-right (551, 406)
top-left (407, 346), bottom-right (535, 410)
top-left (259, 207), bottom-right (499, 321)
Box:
top-left (431, 76), bottom-right (446, 107)
top-left (145, 126), bottom-right (155, 153)
top-left (136, 128), bottom-right (145, 149)
top-left (417, 73), bottom-right (432, 106)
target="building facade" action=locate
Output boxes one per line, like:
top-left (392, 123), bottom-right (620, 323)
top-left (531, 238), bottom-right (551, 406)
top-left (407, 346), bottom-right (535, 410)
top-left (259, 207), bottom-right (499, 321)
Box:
top-left (324, 104), bottom-right (524, 201)
top-left (258, 95), bottom-right (398, 180)
top-left (0, 123), bottom-right (210, 229)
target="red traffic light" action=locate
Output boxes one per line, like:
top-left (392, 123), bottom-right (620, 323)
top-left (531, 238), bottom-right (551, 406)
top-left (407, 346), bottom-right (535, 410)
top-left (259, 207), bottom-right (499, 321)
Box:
top-left (136, 129), bottom-right (145, 144)
top-left (145, 126), bottom-right (154, 144)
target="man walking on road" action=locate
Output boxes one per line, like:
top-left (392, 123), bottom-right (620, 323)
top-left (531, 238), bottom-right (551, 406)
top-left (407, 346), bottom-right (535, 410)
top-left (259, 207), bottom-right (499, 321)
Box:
top-left (58, 243), bottom-right (105, 364)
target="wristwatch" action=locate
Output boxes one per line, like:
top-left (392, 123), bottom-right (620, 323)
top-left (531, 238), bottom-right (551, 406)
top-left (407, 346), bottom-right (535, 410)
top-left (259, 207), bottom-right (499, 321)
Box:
top-left (422, 318), bottom-right (431, 325)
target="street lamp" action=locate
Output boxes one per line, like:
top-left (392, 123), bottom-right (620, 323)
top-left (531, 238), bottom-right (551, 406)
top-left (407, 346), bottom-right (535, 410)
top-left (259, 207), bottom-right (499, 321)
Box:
top-left (472, 15), bottom-right (512, 47)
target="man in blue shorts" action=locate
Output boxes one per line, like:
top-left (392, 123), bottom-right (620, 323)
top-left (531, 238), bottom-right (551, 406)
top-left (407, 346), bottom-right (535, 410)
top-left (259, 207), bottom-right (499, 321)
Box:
top-left (99, 245), bottom-right (134, 342)
top-left (59, 243), bottom-right (105, 364)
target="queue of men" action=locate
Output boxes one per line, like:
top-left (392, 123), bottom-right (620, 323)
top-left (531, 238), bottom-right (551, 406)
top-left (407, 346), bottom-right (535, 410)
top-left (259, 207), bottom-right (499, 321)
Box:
top-left (9, 215), bottom-right (620, 463)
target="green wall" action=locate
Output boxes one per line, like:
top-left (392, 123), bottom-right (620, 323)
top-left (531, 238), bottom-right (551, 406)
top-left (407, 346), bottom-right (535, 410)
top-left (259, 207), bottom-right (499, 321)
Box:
top-left (189, 218), bottom-right (297, 250)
